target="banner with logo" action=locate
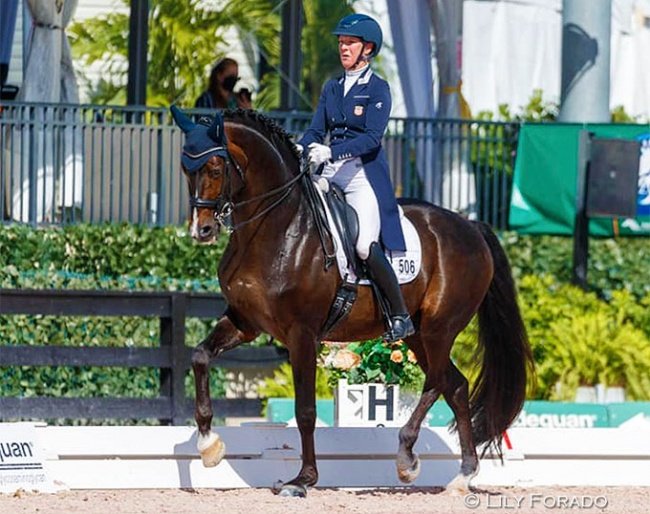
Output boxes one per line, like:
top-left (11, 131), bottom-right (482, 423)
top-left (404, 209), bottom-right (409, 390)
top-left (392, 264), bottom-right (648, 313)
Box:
top-left (0, 423), bottom-right (57, 493)
top-left (509, 124), bottom-right (650, 236)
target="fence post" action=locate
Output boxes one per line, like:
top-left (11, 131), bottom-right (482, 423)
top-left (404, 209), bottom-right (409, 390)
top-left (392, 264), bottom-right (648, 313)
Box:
top-left (160, 292), bottom-right (188, 425)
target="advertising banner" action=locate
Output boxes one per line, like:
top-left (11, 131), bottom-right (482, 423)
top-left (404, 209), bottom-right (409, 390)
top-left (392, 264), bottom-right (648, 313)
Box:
top-left (509, 124), bottom-right (650, 235)
top-left (0, 423), bottom-right (56, 493)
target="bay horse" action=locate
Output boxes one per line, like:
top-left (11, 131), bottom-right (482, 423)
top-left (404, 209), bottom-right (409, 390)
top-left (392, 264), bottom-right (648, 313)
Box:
top-left (170, 106), bottom-right (534, 497)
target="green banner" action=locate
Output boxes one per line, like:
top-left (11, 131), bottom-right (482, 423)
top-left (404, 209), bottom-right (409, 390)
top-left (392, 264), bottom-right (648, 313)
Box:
top-left (512, 401), bottom-right (609, 428)
top-left (607, 402), bottom-right (650, 427)
top-left (265, 399), bottom-right (650, 428)
top-left (509, 124), bottom-right (650, 235)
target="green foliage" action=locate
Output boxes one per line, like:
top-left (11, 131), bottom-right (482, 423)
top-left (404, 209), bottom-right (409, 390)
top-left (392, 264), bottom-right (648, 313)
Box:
top-left (476, 90), bottom-right (558, 123)
top-left (322, 339), bottom-right (424, 392)
top-left (301, 1), bottom-right (354, 109)
top-left (502, 232), bottom-right (650, 299)
top-left (516, 275), bottom-right (650, 400)
top-left (0, 311), bottom-right (227, 408)
top-left (0, 223), bottom-right (227, 283)
top-left (610, 105), bottom-right (641, 123)
top-left (0, 223), bottom-right (233, 416)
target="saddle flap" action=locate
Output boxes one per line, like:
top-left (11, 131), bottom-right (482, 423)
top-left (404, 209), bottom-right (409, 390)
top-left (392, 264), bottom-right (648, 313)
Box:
top-left (325, 183), bottom-right (362, 276)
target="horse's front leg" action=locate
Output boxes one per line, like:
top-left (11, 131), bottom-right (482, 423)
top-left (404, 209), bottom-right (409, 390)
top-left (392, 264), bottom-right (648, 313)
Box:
top-left (277, 335), bottom-right (319, 498)
top-left (192, 314), bottom-right (256, 467)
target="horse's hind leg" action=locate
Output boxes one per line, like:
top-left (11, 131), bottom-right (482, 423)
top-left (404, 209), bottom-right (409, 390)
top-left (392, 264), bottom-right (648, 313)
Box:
top-left (443, 361), bottom-right (479, 492)
top-left (192, 314), bottom-right (256, 467)
top-left (397, 384), bottom-right (440, 483)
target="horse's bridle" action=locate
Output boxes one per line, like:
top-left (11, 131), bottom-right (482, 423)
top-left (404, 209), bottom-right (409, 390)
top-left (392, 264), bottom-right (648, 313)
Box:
top-left (189, 145), bottom-right (309, 233)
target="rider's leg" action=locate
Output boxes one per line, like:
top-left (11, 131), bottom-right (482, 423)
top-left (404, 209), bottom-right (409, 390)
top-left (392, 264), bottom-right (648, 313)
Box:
top-left (363, 241), bottom-right (415, 342)
top-left (343, 169), bottom-right (414, 343)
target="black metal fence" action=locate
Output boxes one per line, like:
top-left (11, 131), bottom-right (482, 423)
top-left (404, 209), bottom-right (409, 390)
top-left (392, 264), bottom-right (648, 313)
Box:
top-left (0, 288), bottom-right (285, 425)
top-left (0, 102), bottom-right (519, 230)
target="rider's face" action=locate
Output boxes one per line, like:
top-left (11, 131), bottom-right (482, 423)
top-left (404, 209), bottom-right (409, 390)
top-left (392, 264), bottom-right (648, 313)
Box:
top-left (338, 36), bottom-right (371, 70)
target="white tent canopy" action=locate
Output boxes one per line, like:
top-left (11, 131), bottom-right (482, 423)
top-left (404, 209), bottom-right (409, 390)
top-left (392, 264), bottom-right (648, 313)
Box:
top-left (12, 0), bottom-right (82, 222)
top-left (462, 0), bottom-right (650, 120)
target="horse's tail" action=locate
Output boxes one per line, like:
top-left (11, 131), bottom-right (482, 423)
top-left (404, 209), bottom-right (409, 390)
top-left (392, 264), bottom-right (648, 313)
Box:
top-left (470, 221), bottom-right (534, 456)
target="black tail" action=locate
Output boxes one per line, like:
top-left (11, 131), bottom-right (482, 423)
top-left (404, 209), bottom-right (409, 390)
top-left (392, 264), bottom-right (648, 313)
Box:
top-left (470, 222), bottom-right (534, 456)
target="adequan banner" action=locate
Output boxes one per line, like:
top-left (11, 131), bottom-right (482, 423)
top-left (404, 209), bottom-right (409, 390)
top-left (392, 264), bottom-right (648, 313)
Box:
top-left (0, 423), bottom-right (58, 494)
top-left (509, 124), bottom-right (650, 235)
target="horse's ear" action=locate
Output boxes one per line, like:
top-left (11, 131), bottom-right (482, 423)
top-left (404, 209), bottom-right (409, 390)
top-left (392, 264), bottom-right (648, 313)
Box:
top-left (170, 105), bottom-right (195, 133)
top-left (207, 112), bottom-right (225, 144)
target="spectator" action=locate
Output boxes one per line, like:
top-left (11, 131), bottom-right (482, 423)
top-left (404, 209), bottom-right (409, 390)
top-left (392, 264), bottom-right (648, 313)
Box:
top-left (195, 57), bottom-right (252, 110)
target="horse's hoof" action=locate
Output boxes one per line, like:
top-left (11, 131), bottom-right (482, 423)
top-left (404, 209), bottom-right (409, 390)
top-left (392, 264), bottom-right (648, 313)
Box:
top-left (278, 484), bottom-right (307, 498)
top-left (397, 452), bottom-right (421, 483)
top-left (197, 432), bottom-right (226, 468)
top-left (446, 470), bottom-right (477, 494)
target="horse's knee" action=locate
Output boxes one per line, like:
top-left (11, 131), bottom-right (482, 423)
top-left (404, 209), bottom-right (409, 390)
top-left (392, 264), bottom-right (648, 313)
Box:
top-left (191, 345), bottom-right (211, 370)
top-left (294, 406), bottom-right (317, 428)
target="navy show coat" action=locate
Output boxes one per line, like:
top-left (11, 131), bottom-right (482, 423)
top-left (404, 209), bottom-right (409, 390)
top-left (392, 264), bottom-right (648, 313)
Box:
top-left (299, 67), bottom-right (406, 251)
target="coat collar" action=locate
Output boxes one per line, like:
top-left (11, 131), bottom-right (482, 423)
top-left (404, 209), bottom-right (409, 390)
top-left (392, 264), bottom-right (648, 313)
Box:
top-left (337, 66), bottom-right (373, 85)
top-left (357, 67), bottom-right (373, 84)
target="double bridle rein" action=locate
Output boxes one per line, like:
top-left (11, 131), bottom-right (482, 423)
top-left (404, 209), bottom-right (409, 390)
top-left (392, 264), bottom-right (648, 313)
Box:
top-left (189, 145), bottom-right (309, 233)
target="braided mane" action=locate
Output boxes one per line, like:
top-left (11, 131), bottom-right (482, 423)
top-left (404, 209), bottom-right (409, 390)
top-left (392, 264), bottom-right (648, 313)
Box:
top-left (224, 109), bottom-right (301, 163)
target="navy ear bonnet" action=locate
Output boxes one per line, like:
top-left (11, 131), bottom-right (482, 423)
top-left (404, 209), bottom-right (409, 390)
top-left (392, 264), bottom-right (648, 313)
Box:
top-left (170, 105), bottom-right (228, 173)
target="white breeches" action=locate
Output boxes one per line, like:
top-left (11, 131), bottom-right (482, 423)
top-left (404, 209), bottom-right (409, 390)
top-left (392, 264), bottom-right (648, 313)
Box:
top-left (321, 157), bottom-right (380, 260)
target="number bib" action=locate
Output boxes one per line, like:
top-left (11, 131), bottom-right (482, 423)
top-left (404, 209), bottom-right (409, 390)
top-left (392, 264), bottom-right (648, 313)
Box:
top-left (386, 216), bottom-right (422, 284)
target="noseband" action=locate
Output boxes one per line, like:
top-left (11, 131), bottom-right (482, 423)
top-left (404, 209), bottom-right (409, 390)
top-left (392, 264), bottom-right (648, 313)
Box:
top-left (189, 146), bottom-right (309, 233)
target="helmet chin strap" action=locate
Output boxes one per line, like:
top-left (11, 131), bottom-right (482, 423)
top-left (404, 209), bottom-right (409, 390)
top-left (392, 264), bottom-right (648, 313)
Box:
top-left (351, 44), bottom-right (372, 70)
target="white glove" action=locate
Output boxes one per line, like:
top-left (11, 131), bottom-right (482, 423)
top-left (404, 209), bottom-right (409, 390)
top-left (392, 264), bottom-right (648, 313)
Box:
top-left (308, 142), bottom-right (332, 166)
top-left (295, 143), bottom-right (304, 155)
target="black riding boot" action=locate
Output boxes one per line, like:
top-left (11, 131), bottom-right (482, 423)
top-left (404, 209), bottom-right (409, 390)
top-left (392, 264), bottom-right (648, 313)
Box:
top-left (364, 242), bottom-right (415, 343)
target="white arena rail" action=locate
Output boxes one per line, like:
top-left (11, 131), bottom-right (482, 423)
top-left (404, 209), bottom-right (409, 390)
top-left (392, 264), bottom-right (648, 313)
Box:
top-left (20, 424), bottom-right (650, 490)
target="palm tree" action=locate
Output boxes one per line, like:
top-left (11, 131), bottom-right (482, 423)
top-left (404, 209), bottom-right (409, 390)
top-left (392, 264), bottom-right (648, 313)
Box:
top-left (68, 0), bottom-right (354, 110)
top-left (301, 0), bottom-right (353, 108)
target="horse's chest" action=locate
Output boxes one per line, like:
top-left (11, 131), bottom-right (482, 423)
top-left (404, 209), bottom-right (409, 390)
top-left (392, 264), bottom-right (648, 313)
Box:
top-left (222, 275), bottom-right (274, 310)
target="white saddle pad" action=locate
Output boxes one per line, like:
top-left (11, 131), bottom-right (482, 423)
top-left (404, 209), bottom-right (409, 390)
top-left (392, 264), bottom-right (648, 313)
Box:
top-left (314, 180), bottom-right (422, 285)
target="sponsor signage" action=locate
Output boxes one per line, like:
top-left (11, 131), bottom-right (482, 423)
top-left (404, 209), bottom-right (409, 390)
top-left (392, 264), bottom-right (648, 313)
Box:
top-left (0, 423), bottom-right (56, 493)
top-left (267, 399), bottom-right (650, 429)
top-left (638, 135), bottom-right (650, 216)
top-left (513, 402), bottom-right (609, 428)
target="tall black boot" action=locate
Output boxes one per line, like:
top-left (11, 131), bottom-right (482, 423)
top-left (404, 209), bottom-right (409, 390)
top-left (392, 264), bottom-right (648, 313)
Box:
top-left (364, 242), bottom-right (415, 343)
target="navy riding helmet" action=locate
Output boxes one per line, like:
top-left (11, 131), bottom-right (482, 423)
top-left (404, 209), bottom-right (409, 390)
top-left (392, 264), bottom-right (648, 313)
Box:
top-left (332, 13), bottom-right (383, 58)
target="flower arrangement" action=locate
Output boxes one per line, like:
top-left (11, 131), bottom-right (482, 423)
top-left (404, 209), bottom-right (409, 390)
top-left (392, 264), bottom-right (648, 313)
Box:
top-left (321, 337), bottom-right (424, 391)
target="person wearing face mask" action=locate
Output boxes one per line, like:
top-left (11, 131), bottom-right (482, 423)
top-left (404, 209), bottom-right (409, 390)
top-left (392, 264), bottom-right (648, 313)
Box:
top-left (195, 57), bottom-right (252, 110)
top-left (297, 13), bottom-right (414, 343)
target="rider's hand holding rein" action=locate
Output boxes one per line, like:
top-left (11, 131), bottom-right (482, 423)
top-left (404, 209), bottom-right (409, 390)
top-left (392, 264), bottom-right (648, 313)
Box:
top-left (307, 143), bottom-right (332, 166)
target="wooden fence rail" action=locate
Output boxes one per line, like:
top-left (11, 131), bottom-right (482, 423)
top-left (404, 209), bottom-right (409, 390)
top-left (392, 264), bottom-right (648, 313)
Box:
top-left (0, 289), bottom-right (278, 425)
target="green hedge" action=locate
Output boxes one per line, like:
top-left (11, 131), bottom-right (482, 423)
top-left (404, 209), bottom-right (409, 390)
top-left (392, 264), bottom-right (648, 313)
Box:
top-left (2, 224), bottom-right (650, 406)
top-left (0, 224), bottom-right (229, 420)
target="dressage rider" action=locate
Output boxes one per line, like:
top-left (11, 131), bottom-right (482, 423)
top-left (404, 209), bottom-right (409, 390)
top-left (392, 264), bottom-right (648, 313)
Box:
top-left (297, 13), bottom-right (415, 343)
